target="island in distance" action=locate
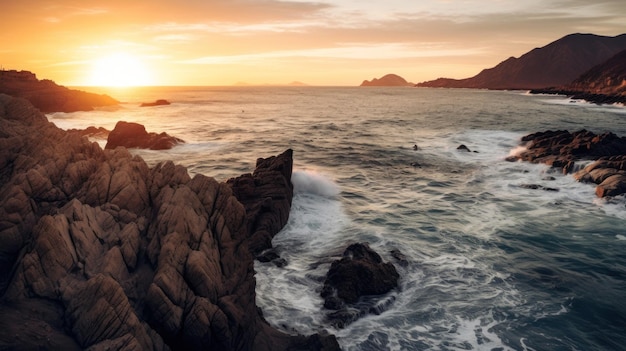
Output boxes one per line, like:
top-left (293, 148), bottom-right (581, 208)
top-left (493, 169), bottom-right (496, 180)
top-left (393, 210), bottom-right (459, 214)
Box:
top-left (360, 73), bottom-right (414, 87)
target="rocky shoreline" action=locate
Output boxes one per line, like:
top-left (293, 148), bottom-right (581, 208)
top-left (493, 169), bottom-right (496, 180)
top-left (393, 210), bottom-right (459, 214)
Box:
top-left (529, 88), bottom-right (626, 105)
top-left (506, 129), bottom-right (626, 197)
top-left (0, 94), bottom-right (339, 350)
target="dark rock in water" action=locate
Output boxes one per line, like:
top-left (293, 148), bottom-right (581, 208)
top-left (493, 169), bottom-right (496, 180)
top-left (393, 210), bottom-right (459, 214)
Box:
top-left (256, 249), bottom-right (288, 267)
top-left (320, 243), bottom-right (399, 327)
top-left (457, 144), bottom-right (471, 152)
top-left (0, 94), bottom-right (339, 351)
top-left (519, 184), bottom-right (559, 192)
top-left (321, 243), bottom-right (399, 305)
top-left (509, 129), bottom-right (626, 197)
top-left (140, 99), bottom-right (171, 107)
top-left (105, 121), bottom-right (184, 150)
top-left (390, 249), bottom-right (409, 268)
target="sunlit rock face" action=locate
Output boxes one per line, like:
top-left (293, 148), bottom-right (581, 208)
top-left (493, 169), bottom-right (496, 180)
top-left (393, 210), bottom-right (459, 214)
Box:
top-left (0, 94), bottom-right (340, 351)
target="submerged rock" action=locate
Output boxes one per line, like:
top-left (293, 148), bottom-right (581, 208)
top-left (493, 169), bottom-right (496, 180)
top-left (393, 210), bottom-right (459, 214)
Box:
top-left (105, 121), bottom-right (184, 150)
top-left (140, 99), bottom-right (171, 107)
top-left (0, 94), bottom-right (339, 351)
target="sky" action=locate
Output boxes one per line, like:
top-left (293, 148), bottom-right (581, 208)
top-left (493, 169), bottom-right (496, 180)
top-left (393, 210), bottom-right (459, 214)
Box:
top-left (2, 0), bottom-right (626, 86)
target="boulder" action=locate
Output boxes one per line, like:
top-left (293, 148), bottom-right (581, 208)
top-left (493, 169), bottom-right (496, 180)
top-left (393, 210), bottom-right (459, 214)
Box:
top-left (0, 94), bottom-right (339, 351)
top-left (320, 243), bottom-right (399, 327)
top-left (105, 121), bottom-right (184, 150)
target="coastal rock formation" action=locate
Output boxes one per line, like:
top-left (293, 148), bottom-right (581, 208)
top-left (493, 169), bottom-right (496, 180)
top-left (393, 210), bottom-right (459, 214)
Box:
top-left (0, 93), bottom-right (339, 350)
top-left (321, 243), bottom-right (399, 327)
top-left (361, 74), bottom-right (413, 87)
top-left (506, 129), bottom-right (626, 197)
top-left (227, 150), bottom-right (294, 256)
top-left (0, 70), bottom-right (118, 113)
top-left (417, 33), bottom-right (626, 90)
top-left (141, 99), bottom-right (171, 107)
top-left (530, 49), bottom-right (626, 105)
top-left (105, 121), bottom-right (184, 150)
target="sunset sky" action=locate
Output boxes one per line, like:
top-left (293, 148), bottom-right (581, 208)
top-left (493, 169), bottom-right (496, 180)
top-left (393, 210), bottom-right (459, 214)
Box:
top-left (2, 0), bottom-right (626, 86)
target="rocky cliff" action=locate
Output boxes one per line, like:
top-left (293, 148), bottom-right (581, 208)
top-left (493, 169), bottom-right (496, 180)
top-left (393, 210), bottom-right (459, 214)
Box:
top-left (0, 94), bottom-right (339, 350)
top-left (530, 49), bottom-right (626, 104)
top-left (0, 70), bottom-right (118, 113)
top-left (417, 33), bottom-right (626, 90)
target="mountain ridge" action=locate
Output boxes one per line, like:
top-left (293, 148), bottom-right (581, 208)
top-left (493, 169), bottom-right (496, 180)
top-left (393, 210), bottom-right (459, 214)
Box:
top-left (416, 33), bottom-right (626, 90)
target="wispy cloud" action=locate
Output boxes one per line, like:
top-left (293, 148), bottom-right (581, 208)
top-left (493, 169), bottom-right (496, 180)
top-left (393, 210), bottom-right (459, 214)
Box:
top-left (181, 43), bottom-right (484, 64)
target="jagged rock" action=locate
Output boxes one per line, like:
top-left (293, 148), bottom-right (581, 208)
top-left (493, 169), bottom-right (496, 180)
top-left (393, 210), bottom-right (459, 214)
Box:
top-left (321, 243), bottom-right (399, 305)
top-left (320, 243), bottom-right (399, 327)
top-left (0, 94), bottom-right (339, 351)
top-left (227, 149), bottom-right (294, 256)
top-left (508, 130), bottom-right (626, 197)
top-left (105, 121), bottom-right (184, 150)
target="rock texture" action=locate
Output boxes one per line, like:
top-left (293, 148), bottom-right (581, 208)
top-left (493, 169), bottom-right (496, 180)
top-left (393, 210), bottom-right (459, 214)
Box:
top-left (0, 94), bottom-right (339, 351)
top-left (105, 121), bottom-right (184, 150)
top-left (417, 33), bottom-right (626, 90)
top-left (506, 129), bottom-right (626, 197)
top-left (321, 243), bottom-right (399, 328)
top-left (0, 70), bottom-right (118, 113)
top-left (361, 74), bottom-right (413, 87)
top-left (227, 150), bottom-right (294, 256)
top-left (530, 49), bottom-right (626, 105)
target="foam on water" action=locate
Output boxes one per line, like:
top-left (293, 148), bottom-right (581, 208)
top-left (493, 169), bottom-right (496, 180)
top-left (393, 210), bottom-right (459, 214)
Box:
top-left (45, 87), bottom-right (626, 350)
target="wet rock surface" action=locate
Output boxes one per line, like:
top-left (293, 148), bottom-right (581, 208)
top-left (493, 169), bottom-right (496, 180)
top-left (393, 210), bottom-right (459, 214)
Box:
top-left (0, 94), bottom-right (339, 351)
top-left (507, 129), bottom-right (626, 197)
top-left (105, 121), bottom-right (184, 150)
top-left (321, 243), bottom-right (399, 328)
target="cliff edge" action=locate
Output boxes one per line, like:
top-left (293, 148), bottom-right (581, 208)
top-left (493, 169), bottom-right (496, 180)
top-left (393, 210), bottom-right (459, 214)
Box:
top-left (0, 70), bottom-right (118, 113)
top-left (0, 94), bottom-right (339, 350)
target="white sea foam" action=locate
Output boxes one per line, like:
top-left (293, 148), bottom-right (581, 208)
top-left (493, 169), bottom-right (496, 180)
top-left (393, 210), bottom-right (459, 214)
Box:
top-left (292, 170), bottom-right (341, 197)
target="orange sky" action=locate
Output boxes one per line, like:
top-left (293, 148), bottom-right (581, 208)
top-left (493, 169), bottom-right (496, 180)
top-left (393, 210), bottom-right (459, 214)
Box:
top-left (2, 0), bottom-right (625, 86)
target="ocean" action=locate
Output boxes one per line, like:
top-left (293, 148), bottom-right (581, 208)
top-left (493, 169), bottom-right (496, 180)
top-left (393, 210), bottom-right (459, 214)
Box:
top-left (50, 87), bottom-right (626, 351)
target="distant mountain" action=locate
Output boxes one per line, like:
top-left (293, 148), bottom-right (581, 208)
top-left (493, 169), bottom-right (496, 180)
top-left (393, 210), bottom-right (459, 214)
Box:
top-left (417, 33), bottom-right (626, 90)
top-left (530, 49), bottom-right (626, 104)
top-left (361, 74), bottom-right (413, 87)
top-left (566, 49), bottom-right (626, 96)
top-left (0, 69), bottom-right (118, 113)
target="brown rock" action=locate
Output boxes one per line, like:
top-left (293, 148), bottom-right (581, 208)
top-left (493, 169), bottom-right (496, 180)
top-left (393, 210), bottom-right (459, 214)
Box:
top-left (0, 94), bottom-right (340, 351)
top-left (105, 121), bottom-right (184, 150)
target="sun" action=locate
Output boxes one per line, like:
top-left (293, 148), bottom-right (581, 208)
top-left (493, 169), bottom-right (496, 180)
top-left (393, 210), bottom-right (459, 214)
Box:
top-left (87, 53), bottom-right (154, 87)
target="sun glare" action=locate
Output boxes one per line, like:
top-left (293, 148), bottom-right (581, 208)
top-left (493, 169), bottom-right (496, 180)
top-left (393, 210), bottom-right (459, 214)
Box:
top-left (88, 53), bottom-right (154, 87)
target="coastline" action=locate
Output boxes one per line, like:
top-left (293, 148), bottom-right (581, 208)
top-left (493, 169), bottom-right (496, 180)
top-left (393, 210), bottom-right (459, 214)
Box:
top-left (0, 93), bottom-right (339, 350)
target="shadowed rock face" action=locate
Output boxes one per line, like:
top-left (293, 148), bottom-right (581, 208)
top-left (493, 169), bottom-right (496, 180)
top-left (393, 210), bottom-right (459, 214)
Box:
top-left (506, 129), bottom-right (626, 197)
top-left (105, 121), bottom-right (184, 150)
top-left (0, 70), bottom-right (118, 113)
top-left (321, 243), bottom-right (399, 328)
top-left (0, 94), bottom-right (339, 351)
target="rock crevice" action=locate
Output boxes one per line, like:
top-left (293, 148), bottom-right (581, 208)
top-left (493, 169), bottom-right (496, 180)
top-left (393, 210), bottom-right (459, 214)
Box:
top-left (0, 94), bottom-right (339, 350)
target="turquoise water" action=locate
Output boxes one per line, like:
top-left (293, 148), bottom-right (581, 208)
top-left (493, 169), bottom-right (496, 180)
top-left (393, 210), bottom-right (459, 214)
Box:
top-left (52, 87), bottom-right (626, 350)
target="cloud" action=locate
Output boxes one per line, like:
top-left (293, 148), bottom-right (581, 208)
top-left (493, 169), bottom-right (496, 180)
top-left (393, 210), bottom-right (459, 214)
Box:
top-left (180, 43), bottom-right (484, 64)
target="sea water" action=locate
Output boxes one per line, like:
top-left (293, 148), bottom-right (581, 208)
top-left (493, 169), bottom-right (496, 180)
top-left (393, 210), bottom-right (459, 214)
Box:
top-left (50, 87), bottom-right (626, 351)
